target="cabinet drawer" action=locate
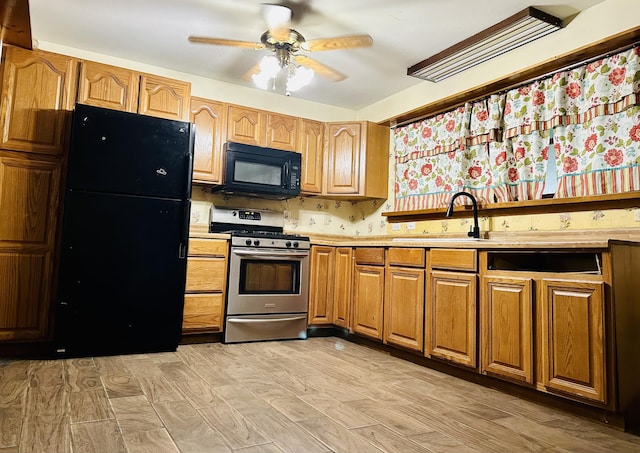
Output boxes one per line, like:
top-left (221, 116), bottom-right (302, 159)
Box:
top-left (387, 248), bottom-right (425, 267)
top-left (430, 248), bottom-right (477, 272)
top-left (355, 247), bottom-right (385, 265)
top-left (182, 293), bottom-right (223, 332)
top-left (188, 238), bottom-right (228, 256)
top-left (185, 257), bottom-right (227, 291)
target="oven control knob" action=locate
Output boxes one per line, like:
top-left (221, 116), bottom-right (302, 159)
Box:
top-left (285, 241), bottom-right (292, 248)
top-left (253, 240), bottom-right (260, 246)
top-left (245, 239), bottom-right (252, 246)
top-left (293, 241), bottom-right (299, 248)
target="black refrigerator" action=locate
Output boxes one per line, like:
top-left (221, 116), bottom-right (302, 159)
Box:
top-left (55, 104), bottom-right (194, 357)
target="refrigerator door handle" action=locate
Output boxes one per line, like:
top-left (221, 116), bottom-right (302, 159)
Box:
top-left (180, 127), bottom-right (195, 260)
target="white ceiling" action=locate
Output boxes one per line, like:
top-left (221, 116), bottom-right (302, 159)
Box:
top-left (29, 0), bottom-right (605, 110)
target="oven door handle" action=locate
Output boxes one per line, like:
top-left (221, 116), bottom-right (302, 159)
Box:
top-left (231, 249), bottom-right (309, 259)
top-left (227, 316), bottom-right (307, 323)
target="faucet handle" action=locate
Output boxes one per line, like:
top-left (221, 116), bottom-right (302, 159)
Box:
top-left (468, 225), bottom-right (480, 239)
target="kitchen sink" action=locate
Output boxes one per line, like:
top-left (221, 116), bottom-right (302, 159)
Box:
top-left (391, 237), bottom-right (485, 243)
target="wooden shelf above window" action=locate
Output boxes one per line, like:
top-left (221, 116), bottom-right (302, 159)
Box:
top-left (382, 191), bottom-right (640, 222)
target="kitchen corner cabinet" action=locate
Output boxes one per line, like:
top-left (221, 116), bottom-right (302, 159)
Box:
top-left (226, 105), bottom-right (297, 151)
top-left (138, 74), bottom-right (191, 121)
top-left (183, 238), bottom-right (228, 334)
top-left (0, 46), bottom-right (78, 155)
top-left (77, 60), bottom-right (139, 112)
top-left (426, 248), bottom-right (478, 368)
top-left (190, 97), bottom-right (226, 184)
top-left (384, 248), bottom-right (425, 352)
top-left (352, 248), bottom-right (385, 340)
top-left (480, 276), bottom-right (533, 384)
top-left (298, 118), bottom-right (324, 194)
top-left (308, 245), bottom-right (335, 325)
top-left (324, 121), bottom-right (389, 199)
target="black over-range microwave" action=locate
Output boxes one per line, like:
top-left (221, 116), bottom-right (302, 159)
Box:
top-left (217, 141), bottom-right (302, 199)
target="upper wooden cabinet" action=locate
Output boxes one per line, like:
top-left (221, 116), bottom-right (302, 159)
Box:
top-left (190, 97), bottom-right (226, 185)
top-left (266, 112), bottom-right (297, 151)
top-left (298, 118), bottom-right (324, 194)
top-left (138, 74), bottom-right (191, 121)
top-left (324, 121), bottom-right (389, 199)
top-left (77, 61), bottom-right (139, 112)
top-left (77, 62), bottom-right (191, 121)
top-left (226, 105), bottom-right (297, 151)
top-left (0, 46), bottom-right (78, 155)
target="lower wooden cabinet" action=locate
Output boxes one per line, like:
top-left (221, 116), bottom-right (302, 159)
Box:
top-left (352, 264), bottom-right (385, 340)
top-left (480, 276), bottom-right (533, 384)
top-left (333, 247), bottom-right (353, 328)
top-left (540, 278), bottom-right (606, 403)
top-left (384, 247), bottom-right (425, 352)
top-left (384, 266), bottom-right (424, 351)
top-left (0, 152), bottom-right (62, 342)
top-left (308, 245), bottom-right (335, 325)
top-left (183, 238), bottom-right (228, 334)
top-left (426, 270), bottom-right (477, 368)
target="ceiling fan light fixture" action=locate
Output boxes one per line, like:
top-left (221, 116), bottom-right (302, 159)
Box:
top-left (408, 7), bottom-right (563, 83)
top-left (253, 55), bottom-right (314, 94)
top-left (286, 65), bottom-right (315, 93)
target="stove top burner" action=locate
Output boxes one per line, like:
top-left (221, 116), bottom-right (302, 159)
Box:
top-left (229, 230), bottom-right (309, 241)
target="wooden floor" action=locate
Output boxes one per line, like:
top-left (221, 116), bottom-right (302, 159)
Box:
top-left (1, 337), bottom-right (640, 453)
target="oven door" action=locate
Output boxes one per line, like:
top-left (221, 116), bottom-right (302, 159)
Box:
top-left (227, 247), bottom-right (309, 315)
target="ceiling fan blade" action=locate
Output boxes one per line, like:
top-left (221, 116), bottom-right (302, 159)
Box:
top-left (293, 55), bottom-right (346, 82)
top-left (261, 3), bottom-right (292, 42)
top-left (304, 34), bottom-right (373, 52)
top-left (242, 61), bottom-right (262, 81)
top-left (188, 36), bottom-right (264, 50)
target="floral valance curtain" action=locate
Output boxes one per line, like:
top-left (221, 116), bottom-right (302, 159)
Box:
top-left (393, 45), bottom-right (640, 211)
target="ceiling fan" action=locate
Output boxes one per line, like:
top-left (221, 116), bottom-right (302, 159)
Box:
top-left (187, 3), bottom-right (373, 84)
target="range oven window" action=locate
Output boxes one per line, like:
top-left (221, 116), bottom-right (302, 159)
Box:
top-left (234, 160), bottom-right (282, 186)
top-left (239, 259), bottom-right (300, 294)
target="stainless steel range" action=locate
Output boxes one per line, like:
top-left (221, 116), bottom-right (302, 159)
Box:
top-left (210, 206), bottom-right (310, 344)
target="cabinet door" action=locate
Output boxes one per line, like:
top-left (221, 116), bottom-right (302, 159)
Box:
top-left (0, 47), bottom-right (77, 155)
top-left (182, 293), bottom-right (224, 332)
top-left (138, 74), bottom-right (190, 121)
top-left (481, 276), bottom-right (533, 384)
top-left (332, 247), bottom-right (353, 328)
top-left (185, 257), bottom-right (227, 292)
top-left (0, 153), bottom-right (62, 341)
top-left (77, 61), bottom-right (139, 112)
top-left (308, 246), bottom-right (335, 325)
top-left (352, 265), bottom-right (384, 340)
top-left (325, 122), bottom-right (361, 194)
top-left (190, 98), bottom-right (226, 184)
top-left (426, 270), bottom-right (477, 368)
top-left (227, 105), bottom-right (265, 146)
top-left (540, 279), bottom-right (606, 403)
top-left (266, 113), bottom-right (297, 151)
top-left (384, 266), bottom-right (424, 352)
top-left (298, 118), bottom-right (324, 194)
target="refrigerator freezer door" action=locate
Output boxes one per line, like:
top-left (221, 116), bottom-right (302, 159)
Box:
top-left (67, 104), bottom-right (192, 199)
top-left (56, 191), bottom-right (188, 356)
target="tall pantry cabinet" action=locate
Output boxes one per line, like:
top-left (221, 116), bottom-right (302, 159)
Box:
top-left (0, 46), bottom-right (192, 343)
top-left (0, 47), bottom-right (76, 341)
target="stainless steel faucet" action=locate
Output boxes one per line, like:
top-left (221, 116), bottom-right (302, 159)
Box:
top-left (446, 191), bottom-right (480, 239)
